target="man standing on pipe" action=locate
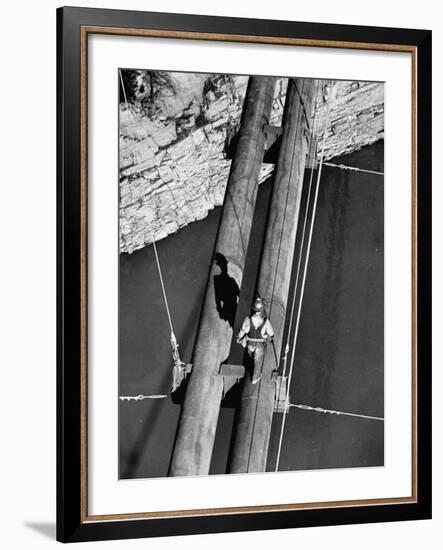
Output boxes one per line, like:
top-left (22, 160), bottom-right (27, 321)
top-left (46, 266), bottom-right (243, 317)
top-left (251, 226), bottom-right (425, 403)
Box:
top-left (236, 297), bottom-right (274, 384)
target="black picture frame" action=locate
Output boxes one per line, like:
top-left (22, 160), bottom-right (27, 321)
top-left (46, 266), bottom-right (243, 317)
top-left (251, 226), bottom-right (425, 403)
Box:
top-left (57, 6), bottom-right (432, 543)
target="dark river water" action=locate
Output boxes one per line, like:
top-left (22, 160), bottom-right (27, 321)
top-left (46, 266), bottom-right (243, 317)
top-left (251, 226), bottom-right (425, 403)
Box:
top-left (119, 141), bottom-right (384, 479)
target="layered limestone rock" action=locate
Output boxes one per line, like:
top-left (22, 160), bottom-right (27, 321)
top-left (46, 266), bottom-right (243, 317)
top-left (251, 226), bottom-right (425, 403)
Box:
top-left (119, 74), bottom-right (383, 254)
top-left (314, 81), bottom-right (384, 161)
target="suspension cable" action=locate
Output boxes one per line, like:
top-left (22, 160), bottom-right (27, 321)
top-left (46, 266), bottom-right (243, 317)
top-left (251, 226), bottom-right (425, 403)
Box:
top-left (280, 138), bottom-right (318, 378)
top-left (290, 403), bottom-right (384, 422)
top-left (120, 394), bottom-right (168, 401)
top-left (323, 162), bottom-right (384, 176)
top-left (273, 82), bottom-right (321, 468)
top-left (275, 81), bottom-right (334, 472)
top-left (246, 79), bottom-right (312, 472)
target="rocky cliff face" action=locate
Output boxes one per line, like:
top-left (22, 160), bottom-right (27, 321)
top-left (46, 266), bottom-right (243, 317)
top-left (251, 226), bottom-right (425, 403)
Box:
top-left (119, 73), bottom-right (383, 254)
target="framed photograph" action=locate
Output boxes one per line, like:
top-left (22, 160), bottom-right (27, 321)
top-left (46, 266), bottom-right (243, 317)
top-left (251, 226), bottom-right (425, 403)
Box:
top-left (57, 6), bottom-right (432, 543)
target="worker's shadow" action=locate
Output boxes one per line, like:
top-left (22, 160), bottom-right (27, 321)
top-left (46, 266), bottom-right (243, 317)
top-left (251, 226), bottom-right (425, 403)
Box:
top-left (213, 253), bottom-right (240, 328)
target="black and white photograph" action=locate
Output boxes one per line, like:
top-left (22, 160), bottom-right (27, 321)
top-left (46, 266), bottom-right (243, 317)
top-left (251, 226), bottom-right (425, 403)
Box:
top-left (118, 70), bottom-right (384, 479)
top-left (0, 0), bottom-right (435, 546)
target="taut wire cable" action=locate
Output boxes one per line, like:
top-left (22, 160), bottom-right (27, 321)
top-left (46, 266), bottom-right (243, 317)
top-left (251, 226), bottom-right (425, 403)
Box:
top-left (323, 162), bottom-right (383, 176)
top-left (275, 81), bottom-right (333, 472)
top-left (289, 403), bottom-right (384, 422)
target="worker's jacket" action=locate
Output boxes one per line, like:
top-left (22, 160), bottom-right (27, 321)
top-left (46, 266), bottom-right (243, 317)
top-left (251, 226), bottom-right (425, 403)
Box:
top-left (238, 315), bottom-right (274, 345)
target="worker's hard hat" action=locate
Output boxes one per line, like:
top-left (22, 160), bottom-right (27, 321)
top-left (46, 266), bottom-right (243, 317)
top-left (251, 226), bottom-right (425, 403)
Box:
top-left (252, 297), bottom-right (264, 312)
